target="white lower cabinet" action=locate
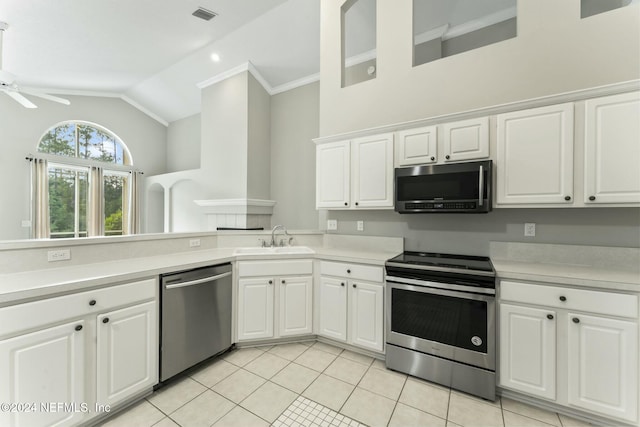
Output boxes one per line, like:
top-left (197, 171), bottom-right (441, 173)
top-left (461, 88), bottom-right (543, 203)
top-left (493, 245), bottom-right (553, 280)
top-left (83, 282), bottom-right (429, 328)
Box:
top-left (500, 303), bottom-right (556, 400)
top-left (236, 260), bottom-right (313, 342)
top-left (96, 301), bottom-right (157, 408)
top-left (499, 280), bottom-right (639, 424)
top-left (317, 261), bottom-right (384, 353)
top-left (318, 277), bottom-right (347, 341)
top-left (567, 313), bottom-right (638, 421)
top-left (0, 320), bottom-right (86, 427)
top-left (0, 278), bottom-right (158, 427)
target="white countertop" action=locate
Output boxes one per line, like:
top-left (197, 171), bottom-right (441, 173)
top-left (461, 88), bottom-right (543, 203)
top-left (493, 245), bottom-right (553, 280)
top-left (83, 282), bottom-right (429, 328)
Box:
top-left (493, 259), bottom-right (640, 292)
top-left (0, 246), bottom-right (400, 306)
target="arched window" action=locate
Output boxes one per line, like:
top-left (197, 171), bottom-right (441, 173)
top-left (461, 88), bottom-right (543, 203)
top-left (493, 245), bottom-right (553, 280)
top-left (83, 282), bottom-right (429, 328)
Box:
top-left (33, 121), bottom-right (140, 239)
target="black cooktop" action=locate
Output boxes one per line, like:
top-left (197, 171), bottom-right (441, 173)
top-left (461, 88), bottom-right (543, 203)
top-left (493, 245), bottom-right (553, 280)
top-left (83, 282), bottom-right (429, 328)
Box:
top-left (386, 251), bottom-right (495, 274)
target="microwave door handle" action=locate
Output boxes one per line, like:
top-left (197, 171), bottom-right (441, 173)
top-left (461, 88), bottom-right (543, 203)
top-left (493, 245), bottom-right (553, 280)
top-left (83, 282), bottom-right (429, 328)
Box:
top-left (478, 165), bottom-right (484, 207)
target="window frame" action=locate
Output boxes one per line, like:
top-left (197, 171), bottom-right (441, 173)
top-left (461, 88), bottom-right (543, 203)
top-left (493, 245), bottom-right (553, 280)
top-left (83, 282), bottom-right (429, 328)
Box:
top-left (36, 121), bottom-right (138, 239)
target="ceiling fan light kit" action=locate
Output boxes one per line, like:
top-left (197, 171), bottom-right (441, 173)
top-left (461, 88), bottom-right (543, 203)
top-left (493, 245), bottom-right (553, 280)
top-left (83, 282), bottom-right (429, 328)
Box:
top-left (0, 21), bottom-right (71, 109)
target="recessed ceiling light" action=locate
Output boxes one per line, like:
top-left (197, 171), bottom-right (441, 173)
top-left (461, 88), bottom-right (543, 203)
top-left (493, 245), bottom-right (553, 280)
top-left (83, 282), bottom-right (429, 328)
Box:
top-left (210, 53), bottom-right (221, 62)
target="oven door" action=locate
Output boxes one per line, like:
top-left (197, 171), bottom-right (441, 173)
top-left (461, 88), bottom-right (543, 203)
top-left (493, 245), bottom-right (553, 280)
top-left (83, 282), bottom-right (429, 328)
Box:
top-left (386, 280), bottom-right (495, 370)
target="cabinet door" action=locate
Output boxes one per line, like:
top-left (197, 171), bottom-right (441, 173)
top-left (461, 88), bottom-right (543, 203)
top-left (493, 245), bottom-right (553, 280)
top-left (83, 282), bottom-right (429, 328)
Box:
top-left (0, 321), bottom-right (85, 427)
top-left (279, 276), bottom-right (313, 337)
top-left (499, 304), bottom-right (556, 400)
top-left (318, 277), bottom-right (347, 342)
top-left (397, 126), bottom-right (437, 166)
top-left (349, 281), bottom-right (384, 352)
top-left (567, 313), bottom-right (638, 422)
top-left (316, 141), bottom-right (350, 208)
top-left (238, 278), bottom-right (274, 341)
top-left (442, 117), bottom-right (489, 162)
top-left (352, 133), bottom-right (394, 208)
top-left (584, 92), bottom-right (640, 204)
top-left (97, 301), bottom-right (158, 408)
top-left (496, 104), bottom-right (574, 205)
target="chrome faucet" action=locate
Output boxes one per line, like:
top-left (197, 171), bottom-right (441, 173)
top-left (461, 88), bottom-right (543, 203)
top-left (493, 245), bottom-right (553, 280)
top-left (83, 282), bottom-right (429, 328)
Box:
top-left (270, 224), bottom-right (289, 247)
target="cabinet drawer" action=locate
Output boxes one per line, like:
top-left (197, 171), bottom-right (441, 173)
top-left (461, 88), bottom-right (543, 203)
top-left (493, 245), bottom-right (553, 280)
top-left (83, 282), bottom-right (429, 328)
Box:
top-left (320, 261), bottom-right (383, 282)
top-left (500, 281), bottom-right (638, 318)
top-left (238, 259), bottom-right (313, 277)
top-left (0, 278), bottom-right (157, 338)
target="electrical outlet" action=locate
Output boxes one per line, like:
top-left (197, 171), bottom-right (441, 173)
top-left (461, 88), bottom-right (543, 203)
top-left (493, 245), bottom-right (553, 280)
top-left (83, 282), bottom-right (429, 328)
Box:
top-left (356, 220), bottom-right (364, 232)
top-left (48, 249), bottom-right (71, 262)
top-left (189, 239), bottom-right (201, 248)
top-left (524, 223), bottom-right (536, 237)
top-left (327, 219), bottom-right (337, 230)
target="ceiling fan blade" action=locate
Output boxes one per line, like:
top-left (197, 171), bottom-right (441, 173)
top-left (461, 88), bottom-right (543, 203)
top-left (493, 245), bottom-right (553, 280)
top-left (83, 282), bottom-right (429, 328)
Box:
top-left (3, 89), bottom-right (37, 108)
top-left (20, 88), bottom-right (71, 105)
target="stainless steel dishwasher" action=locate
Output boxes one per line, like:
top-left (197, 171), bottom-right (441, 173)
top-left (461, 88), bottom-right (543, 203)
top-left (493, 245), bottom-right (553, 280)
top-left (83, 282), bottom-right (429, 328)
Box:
top-left (160, 263), bottom-right (232, 382)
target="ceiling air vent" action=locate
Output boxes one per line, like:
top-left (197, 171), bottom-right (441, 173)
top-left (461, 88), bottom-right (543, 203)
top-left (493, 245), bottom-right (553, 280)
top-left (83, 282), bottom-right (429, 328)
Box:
top-left (192, 7), bottom-right (217, 21)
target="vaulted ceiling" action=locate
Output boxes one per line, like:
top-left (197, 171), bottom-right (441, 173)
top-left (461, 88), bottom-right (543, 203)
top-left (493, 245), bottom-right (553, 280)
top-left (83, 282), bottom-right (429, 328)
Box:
top-left (2, 0), bottom-right (320, 123)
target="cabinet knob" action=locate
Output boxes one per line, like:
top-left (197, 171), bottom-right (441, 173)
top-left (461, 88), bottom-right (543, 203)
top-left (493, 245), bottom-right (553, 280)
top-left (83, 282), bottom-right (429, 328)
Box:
top-left (346, 269), bottom-right (351, 274)
top-left (547, 314), bottom-right (554, 320)
top-left (102, 318), bottom-right (109, 324)
top-left (355, 202), bottom-right (359, 206)
top-left (352, 284), bottom-right (357, 288)
top-left (589, 196), bottom-right (596, 201)
top-left (344, 202), bottom-right (348, 206)
top-left (268, 280), bottom-right (273, 285)
top-left (564, 196), bottom-right (571, 201)
top-left (445, 155), bottom-right (450, 160)
top-left (559, 296), bottom-right (567, 302)
top-left (341, 282), bottom-right (345, 287)
top-left (281, 279), bottom-right (286, 284)
top-left (430, 156), bottom-right (435, 161)
top-left (572, 317), bottom-right (580, 324)
top-left (75, 325), bottom-right (83, 331)
top-left (89, 299), bottom-right (97, 306)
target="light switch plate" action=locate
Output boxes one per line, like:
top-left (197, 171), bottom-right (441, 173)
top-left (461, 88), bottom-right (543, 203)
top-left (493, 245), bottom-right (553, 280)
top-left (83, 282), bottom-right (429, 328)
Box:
top-left (327, 219), bottom-right (337, 230)
top-left (189, 239), bottom-right (201, 248)
top-left (356, 220), bottom-right (364, 231)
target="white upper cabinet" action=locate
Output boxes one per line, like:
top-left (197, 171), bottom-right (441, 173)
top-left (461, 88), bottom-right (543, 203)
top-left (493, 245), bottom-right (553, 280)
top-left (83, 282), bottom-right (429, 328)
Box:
top-left (316, 141), bottom-right (351, 208)
top-left (316, 133), bottom-right (394, 210)
top-left (351, 133), bottom-right (394, 208)
top-left (443, 117), bottom-right (490, 162)
top-left (397, 126), bottom-right (438, 166)
top-left (396, 118), bottom-right (489, 167)
top-left (496, 103), bottom-right (574, 205)
top-left (584, 92), bottom-right (640, 204)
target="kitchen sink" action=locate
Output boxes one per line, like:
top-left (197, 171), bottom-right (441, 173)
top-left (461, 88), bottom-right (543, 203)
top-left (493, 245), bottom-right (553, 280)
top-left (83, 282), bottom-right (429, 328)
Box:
top-left (233, 246), bottom-right (315, 256)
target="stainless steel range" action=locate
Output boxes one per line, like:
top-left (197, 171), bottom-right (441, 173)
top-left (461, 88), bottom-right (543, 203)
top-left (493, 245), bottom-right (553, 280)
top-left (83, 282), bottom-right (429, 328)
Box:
top-left (385, 251), bottom-right (496, 401)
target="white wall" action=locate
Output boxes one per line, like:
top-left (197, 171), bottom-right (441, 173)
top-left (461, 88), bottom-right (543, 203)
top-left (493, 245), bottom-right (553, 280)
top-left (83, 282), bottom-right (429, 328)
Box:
top-left (166, 113), bottom-right (201, 172)
top-left (320, 0), bottom-right (640, 135)
top-left (0, 95), bottom-right (167, 241)
top-left (247, 73), bottom-right (272, 200)
top-left (270, 82), bottom-right (320, 229)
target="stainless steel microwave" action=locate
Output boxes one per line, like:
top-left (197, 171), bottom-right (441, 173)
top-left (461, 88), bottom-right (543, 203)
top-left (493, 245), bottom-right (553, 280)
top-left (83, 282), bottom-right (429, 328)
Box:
top-left (394, 160), bottom-right (492, 213)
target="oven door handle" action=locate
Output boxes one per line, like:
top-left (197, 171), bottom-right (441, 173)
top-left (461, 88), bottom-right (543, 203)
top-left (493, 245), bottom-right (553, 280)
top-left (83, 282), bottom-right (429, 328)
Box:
top-left (478, 164), bottom-right (484, 207)
top-left (386, 280), bottom-right (495, 301)
top-left (386, 276), bottom-right (495, 296)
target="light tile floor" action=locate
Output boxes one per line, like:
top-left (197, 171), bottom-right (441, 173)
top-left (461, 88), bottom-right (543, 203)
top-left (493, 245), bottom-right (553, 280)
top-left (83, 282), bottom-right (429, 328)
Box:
top-left (99, 341), bottom-right (596, 427)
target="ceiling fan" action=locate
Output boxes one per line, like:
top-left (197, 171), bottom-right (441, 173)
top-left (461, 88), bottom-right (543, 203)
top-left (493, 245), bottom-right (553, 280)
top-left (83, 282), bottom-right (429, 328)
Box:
top-left (0, 21), bottom-right (70, 109)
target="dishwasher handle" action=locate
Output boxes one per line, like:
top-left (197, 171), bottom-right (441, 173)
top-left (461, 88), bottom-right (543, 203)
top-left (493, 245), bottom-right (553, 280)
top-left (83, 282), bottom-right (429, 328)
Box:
top-left (164, 271), bottom-right (232, 290)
